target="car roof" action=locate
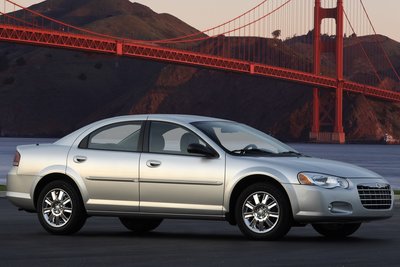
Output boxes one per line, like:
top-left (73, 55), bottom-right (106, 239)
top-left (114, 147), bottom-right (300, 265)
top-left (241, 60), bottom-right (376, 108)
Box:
top-left (147, 114), bottom-right (225, 124)
top-left (93, 114), bottom-right (227, 124)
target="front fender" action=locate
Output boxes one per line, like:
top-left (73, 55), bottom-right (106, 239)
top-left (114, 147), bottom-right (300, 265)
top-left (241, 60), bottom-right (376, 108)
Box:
top-left (223, 166), bottom-right (290, 212)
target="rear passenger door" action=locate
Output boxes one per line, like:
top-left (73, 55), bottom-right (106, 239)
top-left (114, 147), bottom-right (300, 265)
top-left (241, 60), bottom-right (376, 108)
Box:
top-left (67, 121), bottom-right (143, 212)
top-left (139, 121), bottom-right (225, 216)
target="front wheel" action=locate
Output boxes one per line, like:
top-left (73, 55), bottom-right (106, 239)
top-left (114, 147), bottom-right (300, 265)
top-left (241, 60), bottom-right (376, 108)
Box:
top-left (37, 180), bottom-right (86, 235)
top-left (312, 223), bottom-right (361, 238)
top-left (119, 218), bottom-right (163, 234)
top-left (235, 183), bottom-right (292, 240)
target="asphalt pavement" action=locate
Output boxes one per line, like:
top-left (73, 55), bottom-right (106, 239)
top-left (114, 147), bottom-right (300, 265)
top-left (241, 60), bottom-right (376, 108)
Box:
top-left (0, 198), bottom-right (399, 267)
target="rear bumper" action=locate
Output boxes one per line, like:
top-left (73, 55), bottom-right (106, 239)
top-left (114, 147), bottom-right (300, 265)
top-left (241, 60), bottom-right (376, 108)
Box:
top-left (284, 178), bottom-right (394, 223)
top-left (6, 167), bottom-right (36, 211)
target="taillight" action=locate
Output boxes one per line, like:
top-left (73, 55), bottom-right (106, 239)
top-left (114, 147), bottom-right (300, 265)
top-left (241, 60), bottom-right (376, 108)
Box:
top-left (13, 151), bottom-right (21, 166)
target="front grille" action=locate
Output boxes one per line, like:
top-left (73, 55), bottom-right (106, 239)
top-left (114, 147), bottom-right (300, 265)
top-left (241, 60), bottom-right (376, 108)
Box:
top-left (357, 184), bottom-right (392, 210)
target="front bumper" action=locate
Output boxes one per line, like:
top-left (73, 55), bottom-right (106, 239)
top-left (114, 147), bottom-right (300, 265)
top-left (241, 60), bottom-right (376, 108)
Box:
top-left (284, 178), bottom-right (394, 223)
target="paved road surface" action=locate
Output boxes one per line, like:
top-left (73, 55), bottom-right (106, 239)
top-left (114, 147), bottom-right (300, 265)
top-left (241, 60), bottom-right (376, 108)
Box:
top-left (0, 199), bottom-right (399, 266)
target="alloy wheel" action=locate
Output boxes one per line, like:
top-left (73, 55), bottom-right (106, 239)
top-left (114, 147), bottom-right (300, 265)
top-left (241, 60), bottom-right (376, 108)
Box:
top-left (41, 188), bottom-right (73, 228)
top-left (242, 191), bottom-right (280, 233)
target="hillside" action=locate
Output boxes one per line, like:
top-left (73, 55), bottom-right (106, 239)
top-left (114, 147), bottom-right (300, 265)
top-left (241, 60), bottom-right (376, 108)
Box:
top-left (0, 0), bottom-right (400, 141)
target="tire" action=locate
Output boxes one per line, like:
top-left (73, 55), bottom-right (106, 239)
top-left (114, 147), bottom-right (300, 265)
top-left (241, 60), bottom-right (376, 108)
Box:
top-left (235, 183), bottom-right (292, 240)
top-left (37, 180), bottom-right (86, 235)
top-left (119, 217), bottom-right (163, 234)
top-left (312, 223), bottom-right (361, 238)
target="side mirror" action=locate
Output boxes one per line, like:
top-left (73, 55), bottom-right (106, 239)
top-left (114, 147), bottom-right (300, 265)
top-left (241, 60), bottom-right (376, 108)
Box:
top-left (187, 143), bottom-right (218, 158)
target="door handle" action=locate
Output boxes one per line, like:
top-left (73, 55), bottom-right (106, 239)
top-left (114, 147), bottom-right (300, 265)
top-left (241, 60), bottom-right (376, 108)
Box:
top-left (73, 156), bottom-right (87, 163)
top-left (146, 160), bottom-right (161, 168)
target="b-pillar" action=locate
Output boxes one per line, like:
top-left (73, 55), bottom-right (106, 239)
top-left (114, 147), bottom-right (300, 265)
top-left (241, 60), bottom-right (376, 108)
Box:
top-left (309, 0), bottom-right (345, 143)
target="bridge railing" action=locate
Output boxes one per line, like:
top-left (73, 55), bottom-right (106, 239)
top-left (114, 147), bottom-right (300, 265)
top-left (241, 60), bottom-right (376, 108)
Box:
top-left (0, 0), bottom-right (399, 92)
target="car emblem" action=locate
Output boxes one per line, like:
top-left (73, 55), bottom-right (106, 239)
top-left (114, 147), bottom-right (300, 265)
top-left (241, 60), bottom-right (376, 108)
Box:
top-left (375, 183), bottom-right (387, 189)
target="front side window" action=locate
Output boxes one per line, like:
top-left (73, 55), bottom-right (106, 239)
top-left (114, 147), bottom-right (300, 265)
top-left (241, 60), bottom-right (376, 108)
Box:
top-left (87, 122), bottom-right (142, 152)
top-left (149, 121), bottom-right (205, 155)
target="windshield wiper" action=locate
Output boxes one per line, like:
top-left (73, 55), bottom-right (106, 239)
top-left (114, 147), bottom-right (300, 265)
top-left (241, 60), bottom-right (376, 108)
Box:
top-left (231, 148), bottom-right (276, 156)
top-left (278, 151), bottom-right (303, 157)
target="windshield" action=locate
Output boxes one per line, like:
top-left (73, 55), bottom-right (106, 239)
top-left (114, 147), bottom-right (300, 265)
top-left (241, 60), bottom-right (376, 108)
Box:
top-left (192, 121), bottom-right (300, 156)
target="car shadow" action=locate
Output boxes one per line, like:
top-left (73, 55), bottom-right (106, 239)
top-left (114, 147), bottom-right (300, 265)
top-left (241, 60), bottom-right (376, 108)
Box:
top-left (71, 230), bottom-right (245, 241)
top-left (281, 235), bottom-right (388, 243)
top-left (54, 230), bottom-right (390, 244)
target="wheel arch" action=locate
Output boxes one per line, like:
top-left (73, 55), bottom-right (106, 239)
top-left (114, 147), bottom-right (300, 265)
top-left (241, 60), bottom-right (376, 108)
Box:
top-left (33, 173), bottom-right (85, 209)
top-left (225, 174), bottom-right (293, 225)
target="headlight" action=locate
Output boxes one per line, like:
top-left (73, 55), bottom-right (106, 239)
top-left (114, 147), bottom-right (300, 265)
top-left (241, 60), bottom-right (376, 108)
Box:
top-left (297, 172), bottom-right (349, 189)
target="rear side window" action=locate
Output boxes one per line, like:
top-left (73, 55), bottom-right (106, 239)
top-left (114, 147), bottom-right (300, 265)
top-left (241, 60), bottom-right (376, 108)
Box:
top-left (83, 122), bottom-right (142, 152)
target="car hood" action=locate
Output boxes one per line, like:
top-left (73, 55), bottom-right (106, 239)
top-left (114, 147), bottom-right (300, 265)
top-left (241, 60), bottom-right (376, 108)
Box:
top-left (252, 156), bottom-right (381, 179)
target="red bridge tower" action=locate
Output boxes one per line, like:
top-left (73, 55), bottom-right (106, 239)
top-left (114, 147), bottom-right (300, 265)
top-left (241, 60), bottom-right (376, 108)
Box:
top-left (310, 0), bottom-right (345, 143)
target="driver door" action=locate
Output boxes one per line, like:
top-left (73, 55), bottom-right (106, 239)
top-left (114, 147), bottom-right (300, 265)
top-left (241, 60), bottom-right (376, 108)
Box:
top-left (139, 121), bottom-right (225, 215)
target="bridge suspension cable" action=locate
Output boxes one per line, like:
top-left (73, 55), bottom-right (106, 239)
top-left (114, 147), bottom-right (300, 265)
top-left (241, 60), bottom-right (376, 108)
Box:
top-left (0, 0), bottom-right (399, 97)
top-left (359, 0), bottom-right (400, 82)
top-left (343, 9), bottom-right (383, 87)
top-left (3, 0), bottom-right (127, 40)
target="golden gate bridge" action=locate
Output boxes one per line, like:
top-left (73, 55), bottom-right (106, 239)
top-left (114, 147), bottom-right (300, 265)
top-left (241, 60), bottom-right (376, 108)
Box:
top-left (0, 0), bottom-right (399, 143)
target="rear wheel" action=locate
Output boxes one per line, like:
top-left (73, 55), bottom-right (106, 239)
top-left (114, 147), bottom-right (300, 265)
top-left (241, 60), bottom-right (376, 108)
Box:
top-left (235, 183), bottom-right (292, 240)
top-left (37, 180), bottom-right (86, 235)
top-left (119, 218), bottom-right (163, 234)
top-left (312, 223), bottom-right (361, 238)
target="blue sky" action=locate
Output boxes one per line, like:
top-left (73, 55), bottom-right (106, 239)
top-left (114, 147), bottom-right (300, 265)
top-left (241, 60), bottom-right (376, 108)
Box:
top-left (14, 0), bottom-right (400, 41)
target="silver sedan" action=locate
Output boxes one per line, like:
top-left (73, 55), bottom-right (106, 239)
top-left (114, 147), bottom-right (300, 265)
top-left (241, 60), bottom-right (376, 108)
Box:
top-left (7, 114), bottom-right (394, 240)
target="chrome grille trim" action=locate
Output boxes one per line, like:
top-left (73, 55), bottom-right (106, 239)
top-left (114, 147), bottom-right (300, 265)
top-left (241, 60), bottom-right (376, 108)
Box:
top-left (357, 184), bottom-right (392, 210)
